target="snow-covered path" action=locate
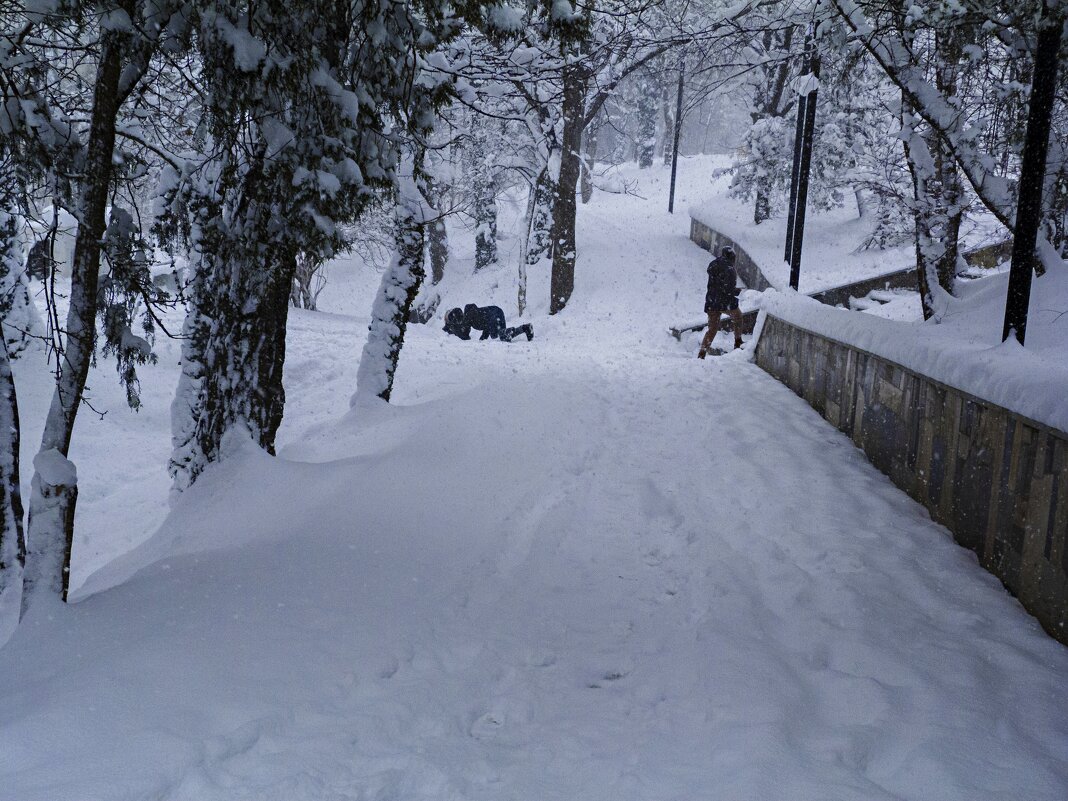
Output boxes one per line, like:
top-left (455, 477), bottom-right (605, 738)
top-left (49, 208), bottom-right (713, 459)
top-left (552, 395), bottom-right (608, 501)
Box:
top-left (5, 341), bottom-right (1068, 800)
top-left (3, 162), bottom-right (1068, 799)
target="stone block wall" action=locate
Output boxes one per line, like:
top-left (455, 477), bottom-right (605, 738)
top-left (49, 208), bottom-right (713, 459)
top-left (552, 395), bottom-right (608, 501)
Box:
top-left (756, 313), bottom-right (1068, 644)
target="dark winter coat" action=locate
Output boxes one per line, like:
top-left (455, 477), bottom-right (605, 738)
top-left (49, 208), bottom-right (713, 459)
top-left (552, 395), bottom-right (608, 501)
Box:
top-left (443, 304), bottom-right (508, 340)
top-left (705, 257), bottom-right (741, 313)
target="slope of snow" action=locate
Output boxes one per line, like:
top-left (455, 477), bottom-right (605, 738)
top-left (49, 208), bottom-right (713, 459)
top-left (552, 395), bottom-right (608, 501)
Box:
top-left (686, 156), bottom-right (917, 293)
top-left (2, 160), bottom-right (1067, 801)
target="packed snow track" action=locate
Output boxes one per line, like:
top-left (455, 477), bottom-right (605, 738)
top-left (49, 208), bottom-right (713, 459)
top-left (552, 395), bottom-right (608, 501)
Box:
top-left (3, 339), bottom-right (1067, 800)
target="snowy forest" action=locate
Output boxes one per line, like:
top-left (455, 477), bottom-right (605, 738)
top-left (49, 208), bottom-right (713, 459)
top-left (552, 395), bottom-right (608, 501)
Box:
top-left (2, 1), bottom-right (1068, 799)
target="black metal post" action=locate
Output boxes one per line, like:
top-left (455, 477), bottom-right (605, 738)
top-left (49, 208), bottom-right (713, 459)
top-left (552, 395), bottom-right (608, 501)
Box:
top-left (668, 61), bottom-right (685, 214)
top-left (1003, 1), bottom-right (1062, 344)
top-left (784, 90), bottom-right (808, 265)
top-left (789, 51), bottom-right (820, 291)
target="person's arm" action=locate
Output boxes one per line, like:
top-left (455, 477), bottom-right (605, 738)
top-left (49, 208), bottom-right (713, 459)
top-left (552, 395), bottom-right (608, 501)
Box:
top-left (444, 322), bottom-right (471, 340)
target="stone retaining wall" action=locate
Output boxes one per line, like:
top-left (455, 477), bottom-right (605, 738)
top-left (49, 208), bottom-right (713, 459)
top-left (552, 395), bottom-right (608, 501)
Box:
top-left (756, 313), bottom-right (1068, 644)
top-left (689, 218), bottom-right (772, 291)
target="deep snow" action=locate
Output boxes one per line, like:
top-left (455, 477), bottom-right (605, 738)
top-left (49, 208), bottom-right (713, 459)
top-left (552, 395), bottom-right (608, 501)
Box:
top-left (2, 159), bottom-right (1068, 801)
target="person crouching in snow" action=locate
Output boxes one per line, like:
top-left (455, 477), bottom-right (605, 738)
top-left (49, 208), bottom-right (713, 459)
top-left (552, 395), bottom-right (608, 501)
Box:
top-left (698, 245), bottom-right (743, 358)
top-left (443, 304), bottom-right (534, 342)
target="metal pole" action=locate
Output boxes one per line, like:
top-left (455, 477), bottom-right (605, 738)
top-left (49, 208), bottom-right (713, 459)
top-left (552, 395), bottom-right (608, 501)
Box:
top-left (789, 50), bottom-right (820, 291)
top-left (784, 90), bottom-right (808, 265)
top-left (1003, 1), bottom-right (1062, 344)
top-left (668, 61), bottom-right (685, 213)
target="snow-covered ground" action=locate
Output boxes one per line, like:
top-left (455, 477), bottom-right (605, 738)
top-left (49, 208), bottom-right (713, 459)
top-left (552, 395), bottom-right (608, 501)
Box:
top-left (3, 160), bottom-right (1068, 801)
top-left (687, 156), bottom-right (917, 293)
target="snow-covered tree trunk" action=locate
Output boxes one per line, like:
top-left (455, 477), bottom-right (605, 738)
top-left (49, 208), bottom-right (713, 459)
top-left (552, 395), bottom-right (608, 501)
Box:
top-left (518, 163), bottom-right (555, 316)
top-left (473, 164), bottom-right (498, 271)
top-left (636, 72), bottom-right (657, 169)
top-left (429, 219), bottom-right (448, 283)
top-left (0, 204), bottom-right (41, 357)
top-left (354, 167), bottom-right (430, 404)
top-left (746, 27), bottom-right (796, 225)
top-left (0, 337), bottom-right (25, 641)
top-left (170, 233), bottom-right (293, 492)
top-left (580, 121), bottom-right (599, 204)
top-left (526, 166), bottom-right (555, 267)
top-left (427, 174), bottom-right (448, 283)
top-left (0, 194), bottom-right (27, 636)
top-left (23, 17), bottom-right (127, 610)
top-left (550, 62), bottom-right (585, 314)
top-left (902, 105), bottom-right (961, 321)
top-left (291, 254), bottom-right (326, 311)
top-left (661, 78), bottom-right (674, 166)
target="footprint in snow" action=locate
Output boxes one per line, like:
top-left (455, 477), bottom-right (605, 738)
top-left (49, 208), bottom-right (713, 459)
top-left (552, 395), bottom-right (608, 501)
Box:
top-left (588, 669), bottom-right (629, 689)
top-left (470, 711), bottom-right (505, 739)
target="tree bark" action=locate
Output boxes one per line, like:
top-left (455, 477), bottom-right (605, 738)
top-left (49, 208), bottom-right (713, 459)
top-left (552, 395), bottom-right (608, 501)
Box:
top-left (290, 253), bottom-right (323, 310)
top-left (355, 167), bottom-right (427, 403)
top-left (525, 167), bottom-right (555, 268)
top-left (171, 235), bottom-right (293, 492)
top-left (636, 72), bottom-right (657, 169)
top-left (901, 103), bottom-right (962, 320)
top-left (0, 338), bottom-right (25, 641)
top-left (427, 175), bottom-right (448, 282)
top-left (23, 15), bottom-right (127, 610)
top-left (750, 27), bottom-right (796, 225)
top-left (472, 174), bottom-right (496, 271)
top-left (550, 63), bottom-right (585, 314)
top-left (580, 123), bottom-right (598, 204)
top-left (661, 79), bottom-right (674, 165)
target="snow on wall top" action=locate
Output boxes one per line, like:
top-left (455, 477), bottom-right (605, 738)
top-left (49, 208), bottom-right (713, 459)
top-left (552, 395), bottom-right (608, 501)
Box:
top-left (761, 288), bottom-right (1068, 435)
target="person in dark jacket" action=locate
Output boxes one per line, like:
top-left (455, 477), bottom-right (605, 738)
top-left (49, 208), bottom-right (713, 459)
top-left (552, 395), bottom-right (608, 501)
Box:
top-left (443, 304), bottom-right (534, 342)
top-left (698, 245), bottom-right (743, 358)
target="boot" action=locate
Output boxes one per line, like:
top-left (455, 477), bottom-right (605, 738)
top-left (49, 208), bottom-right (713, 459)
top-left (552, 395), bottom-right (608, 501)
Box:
top-left (523, 323), bottom-right (534, 341)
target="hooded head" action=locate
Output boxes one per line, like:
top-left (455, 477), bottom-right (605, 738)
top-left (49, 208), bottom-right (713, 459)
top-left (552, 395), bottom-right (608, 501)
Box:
top-left (445, 307), bottom-right (464, 326)
top-left (720, 246), bottom-right (736, 264)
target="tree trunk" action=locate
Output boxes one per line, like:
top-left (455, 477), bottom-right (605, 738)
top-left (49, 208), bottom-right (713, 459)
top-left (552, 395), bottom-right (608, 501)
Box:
top-left (171, 239), bottom-right (293, 492)
top-left (23, 16), bottom-right (127, 610)
top-left (550, 63), bottom-right (585, 314)
top-left (1, 206), bottom-right (41, 358)
top-left (429, 218), bottom-right (448, 282)
top-left (749, 27), bottom-right (796, 226)
top-left (754, 187), bottom-right (771, 225)
top-left (525, 167), bottom-right (555, 268)
top-left (472, 174), bottom-right (496, 271)
top-left (580, 123), bottom-right (599, 204)
top-left (901, 104), bottom-right (961, 320)
top-left (661, 80), bottom-right (674, 165)
top-left (427, 175), bottom-right (448, 282)
top-left (355, 168), bottom-right (427, 403)
top-left (290, 253), bottom-right (322, 310)
top-left (0, 338), bottom-right (25, 642)
top-left (636, 72), bottom-right (657, 169)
